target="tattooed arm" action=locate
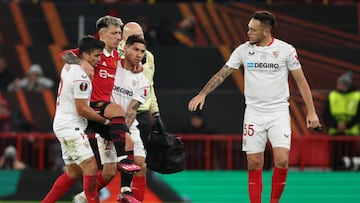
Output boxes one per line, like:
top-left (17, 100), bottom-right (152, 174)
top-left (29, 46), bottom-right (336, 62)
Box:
top-left (62, 52), bottom-right (81, 64)
top-left (188, 65), bottom-right (234, 111)
top-left (199, 65), bottom-right (234, 96)
top-left (62, 51), bottom-right (94, 80)
top-left (125, 99), bottom-right (141, 128)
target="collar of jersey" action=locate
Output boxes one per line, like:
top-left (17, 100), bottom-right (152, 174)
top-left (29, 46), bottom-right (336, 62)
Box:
top-left (103, 49), bottom-right (114, 57)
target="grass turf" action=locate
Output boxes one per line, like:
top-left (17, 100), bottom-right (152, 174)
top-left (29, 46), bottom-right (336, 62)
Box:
top-left (158, 170), bottom-right (360, 203)
top-left (1, 171), bottom-right (360, 203)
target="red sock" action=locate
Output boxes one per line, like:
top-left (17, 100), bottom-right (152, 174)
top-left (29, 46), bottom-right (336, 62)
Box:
top-left (248, 169), bottom-right (262, 203)
top-left (270, 167), bottom-right (288, 203)
top-left (42, 172), bottom-right (76, 203)
top-left (132, 175), bottom-right (146, 201)
top-left (84, 175), bottom-right (99, 203)
top-left (96, 170), bottom-right (108, 190)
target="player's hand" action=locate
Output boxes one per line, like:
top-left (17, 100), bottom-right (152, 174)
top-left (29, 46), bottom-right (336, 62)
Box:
top-left (152, 112), bottom-right (165, 133)
top-left (188, 94), bottom-right (206, 112)
top-left (132, 62), bottom-right (144, 73)
top-left (306, 112), bottom-right (320, 129)
top-left (80, 60), bottom-right (94, 80)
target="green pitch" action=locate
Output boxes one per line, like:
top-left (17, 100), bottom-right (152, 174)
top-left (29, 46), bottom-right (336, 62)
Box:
top-left (158, 170), bottom-right (360, 203)
top-left (1, 170), bottom-right (360, 203)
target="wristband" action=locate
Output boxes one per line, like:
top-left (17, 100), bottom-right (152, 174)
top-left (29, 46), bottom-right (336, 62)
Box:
top-left (152, 112), bottom-right (160, 117)
top-left (104, 119), bottom-right (110, 125)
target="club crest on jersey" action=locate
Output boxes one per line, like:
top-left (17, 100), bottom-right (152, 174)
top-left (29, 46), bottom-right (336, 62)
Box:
top-left (79, 82), bottom-right (88, 91)
top-left (273, 51), bottom-right (279, 58)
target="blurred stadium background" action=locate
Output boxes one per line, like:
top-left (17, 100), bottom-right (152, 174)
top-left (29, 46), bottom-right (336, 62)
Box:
top-left (0, 0), bottom-right (359, 202)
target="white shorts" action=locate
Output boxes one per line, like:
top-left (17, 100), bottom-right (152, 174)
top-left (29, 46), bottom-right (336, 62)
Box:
top-left (96, 133), bottom-right (117, 164)
top-left (55, 128), bottom-right (94, 165)
top-left (129, 124), bottom-right (147, 158)
top-left (96, 125), bottom-right (146, 165)
top-left (242, 107), bottom-right (291, 154)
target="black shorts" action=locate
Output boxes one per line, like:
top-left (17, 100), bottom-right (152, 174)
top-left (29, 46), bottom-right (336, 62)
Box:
top-left (90, 100), bottom-right (110, 116)
top-left (87, 101), bottom-right (111, 140)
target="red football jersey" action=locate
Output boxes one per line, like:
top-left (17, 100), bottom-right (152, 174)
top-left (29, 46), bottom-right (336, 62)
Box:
top-left (59, 48), bottom-right (119, 102)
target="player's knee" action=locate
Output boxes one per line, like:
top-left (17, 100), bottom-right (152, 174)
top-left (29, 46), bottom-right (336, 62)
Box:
top-left (139, 162), bottom-right (146, 172)
top-left (125, 134), bottom-right (134, 149)
top-left (101, 163), bottom-right (117, 182)
top-left (274, 157), bottom-right (288, 168)
top-left (80, 157), bottom-right (98, 175)
top-left (134, 157), bottom-right (146, 176)
top-left (137, 164), bottom-right (147, 176)
top-left (66, 168), bottom-right (83, 180)
top-left (247, 157), bottom-right (263, 170)
top-left (102, 169), bottom-right (117, 182)
top-left (83, 165), bottom-right (98, 176)
top-left (105, 103), bottom-right (125, 118)
top-left (273, 149), bottom-right (289, 168)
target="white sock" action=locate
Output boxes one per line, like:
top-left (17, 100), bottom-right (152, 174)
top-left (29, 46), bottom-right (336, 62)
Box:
top-left (352, 157), bottom-right (360, 170)
top-left (75, 191), bottom-right (86, 200)
top-left (121, 186), bottom-right (132, 193)
top-left (342, 156), bottom-right (351, 168)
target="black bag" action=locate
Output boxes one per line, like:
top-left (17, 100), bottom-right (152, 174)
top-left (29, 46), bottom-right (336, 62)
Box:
top-left (146, 131), bottom-right (185, 174)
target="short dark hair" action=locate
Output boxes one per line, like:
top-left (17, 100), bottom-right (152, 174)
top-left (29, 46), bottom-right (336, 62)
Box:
top-left (253, 11), bottom-right (276, 30)
top-left (125, 34), bottom-right (147, 47)
top-left (78, 35), bottom-right (105, 56)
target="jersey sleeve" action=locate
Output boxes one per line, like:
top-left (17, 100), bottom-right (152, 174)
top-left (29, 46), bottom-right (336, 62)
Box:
top-left (143, 50), bottom-right (155, 86)
top-left (71, 67), bottom-right (91, 99)
top-left (133, 74), bottom-right (150, 104)
top-left (225, 44), bottom-right (245, 69)
top-left (286, 46), bottom-right (301, 71)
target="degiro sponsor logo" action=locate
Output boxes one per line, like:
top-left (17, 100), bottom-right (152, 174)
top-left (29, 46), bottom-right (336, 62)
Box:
top-left (247, 62), bottom-right (279, 69)
top-left (113, 85), bottom-right (133, 96)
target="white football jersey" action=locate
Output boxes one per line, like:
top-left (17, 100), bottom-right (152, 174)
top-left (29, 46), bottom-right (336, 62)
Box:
top-left (226, 38), bottom-right (301, 110)
top-left (111, 61), bottom-right (150, 127)
top-left (53, 64), bottom-right (92, 135)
